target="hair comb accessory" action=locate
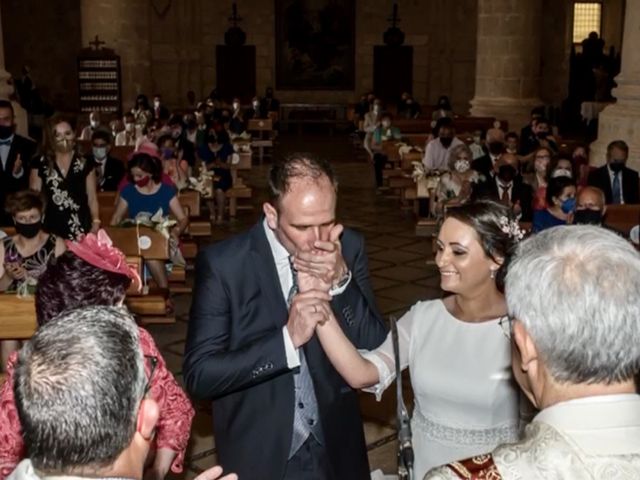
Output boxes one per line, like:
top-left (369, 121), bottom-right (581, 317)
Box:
top-left (499, 216), bottom-right (525, 241)
top-left (65, 229), bottom-right (142, 291)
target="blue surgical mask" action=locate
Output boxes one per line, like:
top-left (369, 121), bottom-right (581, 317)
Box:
top-left (561, 197), bottom-right (576, 214)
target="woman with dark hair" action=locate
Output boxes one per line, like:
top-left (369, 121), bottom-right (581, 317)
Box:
top-left (29, 116), bottom-right (100, 240)
top-left (0, 190), bottom-right (65, 367)
top-left (532, 175), bottom-right (576, 233)
top-left (0, 230), bottom-right (194, 480)
top-left (314, 200), bottom-right (525, 478)
top-left (111, 150), bottom-right (188, 293)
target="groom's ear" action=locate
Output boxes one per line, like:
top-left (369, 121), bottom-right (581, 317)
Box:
top-left (263, 202), bottom-right (277, 230)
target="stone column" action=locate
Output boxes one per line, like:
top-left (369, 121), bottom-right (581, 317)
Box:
top-left (469, 0), bottom-right (543, 132)
top-left (0, 5), bottom-right (27, 136)
top-left (81, 0), bottom-right (153, 111)
top-left (590, 0), bottom-right (640, 170)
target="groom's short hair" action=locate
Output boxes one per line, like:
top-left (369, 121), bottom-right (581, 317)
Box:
top-left (268, 154), bottom-right (338, 207)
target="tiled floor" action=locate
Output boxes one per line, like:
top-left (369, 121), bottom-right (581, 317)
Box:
top-left (148, 133), bottom-right (442, 479)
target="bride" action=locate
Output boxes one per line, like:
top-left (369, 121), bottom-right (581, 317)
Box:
top-left (314, 200), bottom-right (525, 478)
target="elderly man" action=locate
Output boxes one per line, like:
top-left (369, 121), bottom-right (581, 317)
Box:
top-left (185, 154), bottom-right (387, 480)
top-left (574, 186), bottom-right (607, 225)
top-left (8, 306), bottom-right (235, 480)
top-left (425, 225), bottom-right (640, 479)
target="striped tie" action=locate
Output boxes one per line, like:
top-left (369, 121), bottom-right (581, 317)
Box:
top-left (287, 257), bottom-right (322, 458)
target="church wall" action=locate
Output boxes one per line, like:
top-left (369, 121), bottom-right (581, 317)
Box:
top-left (2, 0), bottom-right (82, 111)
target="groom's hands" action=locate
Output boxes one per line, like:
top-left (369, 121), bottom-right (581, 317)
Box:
top-left (293, 224), bottom-right (347, 289)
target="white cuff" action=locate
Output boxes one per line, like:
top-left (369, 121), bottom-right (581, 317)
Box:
top-left (329, 270), bottom-right (352, 297)
top-left (282, 326), bottom-right (300, 369)
top-left (360, 350), bottom-right (395, 402)
top-left (12, 168), bottom-right (24, 179)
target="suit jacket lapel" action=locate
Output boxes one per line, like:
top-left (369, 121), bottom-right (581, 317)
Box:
top-left (249, 221), bottom-right (289, 330)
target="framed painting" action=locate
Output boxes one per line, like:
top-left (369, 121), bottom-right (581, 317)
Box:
top-left (275, 0), bottom-right (355, 90)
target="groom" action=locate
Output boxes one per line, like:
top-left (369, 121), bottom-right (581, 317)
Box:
top-left (184, 154), bottom-right (387, 479)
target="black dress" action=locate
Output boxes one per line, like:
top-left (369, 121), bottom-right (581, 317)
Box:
top-left (35, 155), bottom-right (94, 240)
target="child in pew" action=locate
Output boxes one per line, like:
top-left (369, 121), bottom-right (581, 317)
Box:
top-left (110, 152), bottom-right (188, 312)
top-left (0, 230), bottom-right (194, 480)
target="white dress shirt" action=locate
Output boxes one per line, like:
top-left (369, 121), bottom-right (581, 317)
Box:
top-left (422, 137), bottom-right (464, 170)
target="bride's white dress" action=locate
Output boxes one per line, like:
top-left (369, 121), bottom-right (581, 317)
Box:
top-left (362, 300), bottom-right (521, 479)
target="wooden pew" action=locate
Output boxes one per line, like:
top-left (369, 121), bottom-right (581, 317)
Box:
top-left (0, 295), bottom-right (37, 340)
top-left (248, 118), bottom-right (274, 164)
top-left (228, 151), bottom-right (253, 218)
top-left (104, 227), bottom-right (174, 324)
top-left (604, 204), bottom-right (640, 237)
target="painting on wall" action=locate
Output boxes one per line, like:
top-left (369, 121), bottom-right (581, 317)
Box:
top-left (275, 0), bottom-right (355, 90)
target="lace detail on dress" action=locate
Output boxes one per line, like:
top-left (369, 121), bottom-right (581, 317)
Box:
top-left (413, 409), bottom-right (520, 448)
top-left (0, 353), bottom-right (25, 480)
top-left (138, 328), bottom-right (195, 473)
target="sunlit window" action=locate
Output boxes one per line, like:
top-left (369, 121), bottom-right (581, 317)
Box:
top-left (573, 2), bottom-right (602, 43)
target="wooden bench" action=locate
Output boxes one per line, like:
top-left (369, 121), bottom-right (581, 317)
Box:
top-left (604, 204), bottom-right (640, 237)
top-left (247, 118), bottom-right (274, 164)
top-left (0, 295), bottom-right (37, 381)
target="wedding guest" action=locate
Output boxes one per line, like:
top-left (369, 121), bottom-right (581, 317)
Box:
top-left (5, 304), bottom-right (210, 480)
top-left (115, 112), bottom-right (140, 147)
top-left (0, 230), bottom-right (195, 480)
top-left (79, 111), bottom-right (102, 141)
top-left (0, 190), bottom-right (64, 368)
top-left (532, 176), bottom-right (576, 233)
top-left (0, 100), bottom-right (36, 227)
top-left (29, 116), bottom-right (100, 240)
top-left (89, 130), bottom-right (126, 192)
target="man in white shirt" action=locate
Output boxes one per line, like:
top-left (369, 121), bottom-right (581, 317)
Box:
top-left (426, 226), bottom-right (640, 479)
top-left (184, 154), bottom-right (387, 480)
top-left (422, 119), bottom-right (463, 171)
top-left (115, 112), bottom-right (140, 146)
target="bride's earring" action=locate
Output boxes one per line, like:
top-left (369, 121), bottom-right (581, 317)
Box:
top-left (490, 268), bottom-right (497, 279)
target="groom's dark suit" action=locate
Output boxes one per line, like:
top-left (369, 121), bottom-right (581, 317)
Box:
top-left (184, 220), bottom-right (387, 480)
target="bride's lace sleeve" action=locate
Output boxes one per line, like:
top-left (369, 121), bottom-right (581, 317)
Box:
top-left (358, 303), bottom-right (418, 401)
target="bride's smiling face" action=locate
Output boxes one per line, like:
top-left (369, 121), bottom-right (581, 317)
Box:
top-left (435, 217), bottom-right (500, 294)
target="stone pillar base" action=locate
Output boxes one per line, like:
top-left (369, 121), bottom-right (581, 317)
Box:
top-left (590, 99), bottom-right (640, 171)
top-left (469, 96), bottom-right (542, 135)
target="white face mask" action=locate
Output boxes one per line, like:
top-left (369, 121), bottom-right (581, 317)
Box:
top-left (153, 100), bottom-right (161, 108)
top-left (92, 146), bottom-right (107, 161)
top-left (125, 123), bottom-right (135, 132)
top-left (551, 168), bottom-right (572, 178)
top-left (381, 121), bottom-right (391, 128)
top-left (253, 102), bottom-right (260, 109)
top-left (472, 136), bottom-right (481, 144)
top-left (454, 159), bottom-right (470, 173)
top-left (90, 120), bottom-right (99, 128)
top-left (233, 103), bottom-right (240, 110)
top-left (373, 105), bottom-right (380, 114)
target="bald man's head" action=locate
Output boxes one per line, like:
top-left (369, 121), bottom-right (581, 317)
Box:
top-left (574, 186), bottom-right (606, 225)
top-left (577, 186), bottom-right (606, 211)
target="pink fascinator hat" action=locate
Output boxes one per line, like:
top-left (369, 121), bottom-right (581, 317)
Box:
top-left (65, 229), bottom-right (142, 292)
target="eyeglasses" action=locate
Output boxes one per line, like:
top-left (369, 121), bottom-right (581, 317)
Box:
top-left (143, 355), bottom-right (158, 396)
top-left (498, 315), bottom-right (514, 339)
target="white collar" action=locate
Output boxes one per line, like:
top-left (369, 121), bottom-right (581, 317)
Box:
top-left (262, 217), bottom-right (290, 267)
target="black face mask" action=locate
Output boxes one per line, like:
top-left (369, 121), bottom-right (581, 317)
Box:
top-left (488, 141), bottom-right (504, 156)
top-left (15, 220), bottom-right (41, 239)
top-left (439, 137), bottom-right (453, 148)
top-left (0, 125), bottom-right (13, 140)
top-left (573, 209), bottom-right (604, 225)
top-left (609, 161), bottom-right (625, 173)
top-left (498, 165), bottom-right (517, 183)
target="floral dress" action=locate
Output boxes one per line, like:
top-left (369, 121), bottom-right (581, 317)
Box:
top-left (35, 155), bottom-right (94, 240)
top-left (2, 235), bottom-right (56, 293)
